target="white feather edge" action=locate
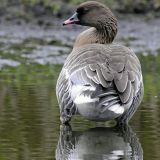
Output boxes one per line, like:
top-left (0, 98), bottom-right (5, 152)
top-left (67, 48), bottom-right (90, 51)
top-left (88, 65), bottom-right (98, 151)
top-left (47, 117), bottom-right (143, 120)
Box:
top-left (108, 104), bottom-right (124, 114)
top-left (71, 85), bottom-right (98, 104)
top-left (71, 85), bottom-right (124, 115)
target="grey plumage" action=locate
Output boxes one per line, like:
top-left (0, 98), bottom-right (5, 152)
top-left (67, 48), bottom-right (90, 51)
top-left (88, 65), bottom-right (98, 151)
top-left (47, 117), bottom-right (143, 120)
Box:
top-left (56, 1), bottom-right (143, 124)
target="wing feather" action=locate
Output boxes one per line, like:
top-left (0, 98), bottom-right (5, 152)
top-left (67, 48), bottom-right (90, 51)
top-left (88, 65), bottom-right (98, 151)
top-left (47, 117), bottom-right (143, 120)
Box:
top-left (57, 44), bottom-right (143, 120)
top-left (114, 71), bottom-right (128, 93)
top-left (119, 81), bottom-right (132, 103)
top-left (67, 45), bottom-right (142, 108)
top-left (101, 67), bottom-right (114, 81)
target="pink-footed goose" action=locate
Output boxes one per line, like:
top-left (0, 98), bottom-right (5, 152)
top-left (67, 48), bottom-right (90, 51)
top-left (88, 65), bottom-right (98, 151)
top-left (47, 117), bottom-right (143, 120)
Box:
top-left (56, 1), bottom-right (143, 126)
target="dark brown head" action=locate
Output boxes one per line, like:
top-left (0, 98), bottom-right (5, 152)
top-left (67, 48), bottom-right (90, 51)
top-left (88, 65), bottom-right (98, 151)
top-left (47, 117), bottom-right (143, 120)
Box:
top-left (63, 1), bottom-right (118, 43)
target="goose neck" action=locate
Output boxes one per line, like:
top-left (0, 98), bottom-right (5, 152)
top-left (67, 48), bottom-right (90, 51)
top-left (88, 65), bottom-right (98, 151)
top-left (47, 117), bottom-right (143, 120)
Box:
top-left (95, 20), bottom-right (117, 44)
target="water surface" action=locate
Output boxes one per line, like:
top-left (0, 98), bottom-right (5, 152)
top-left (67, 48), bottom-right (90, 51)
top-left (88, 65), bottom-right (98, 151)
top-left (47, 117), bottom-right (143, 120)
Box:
top-left (0, 53), bottom-right (160, 160)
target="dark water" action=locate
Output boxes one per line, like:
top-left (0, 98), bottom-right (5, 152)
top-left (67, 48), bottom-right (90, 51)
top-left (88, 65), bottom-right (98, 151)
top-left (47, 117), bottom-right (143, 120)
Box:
top-left (0, 53), bottom-right (160, 160)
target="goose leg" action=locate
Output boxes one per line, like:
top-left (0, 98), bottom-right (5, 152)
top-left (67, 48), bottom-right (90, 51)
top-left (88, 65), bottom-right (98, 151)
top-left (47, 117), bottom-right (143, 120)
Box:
top-left (60, 112), bottom-right (71, 124)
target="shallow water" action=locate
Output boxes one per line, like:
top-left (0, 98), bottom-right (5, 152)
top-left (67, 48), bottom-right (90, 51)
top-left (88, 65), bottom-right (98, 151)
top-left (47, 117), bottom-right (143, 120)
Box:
top-left (0, 53), bottom-right (160, 160)
top-left (0, 17), bottom-right (160, 160)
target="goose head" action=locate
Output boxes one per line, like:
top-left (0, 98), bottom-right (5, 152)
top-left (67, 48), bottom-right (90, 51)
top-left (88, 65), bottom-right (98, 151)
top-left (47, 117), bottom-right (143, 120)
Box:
top-left (63, 1), bottom-right (118, 43)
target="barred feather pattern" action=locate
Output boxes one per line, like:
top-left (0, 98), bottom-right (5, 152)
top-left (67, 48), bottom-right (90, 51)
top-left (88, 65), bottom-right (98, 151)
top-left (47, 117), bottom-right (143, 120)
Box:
top-left (56, 43), bottom-right (143, 123)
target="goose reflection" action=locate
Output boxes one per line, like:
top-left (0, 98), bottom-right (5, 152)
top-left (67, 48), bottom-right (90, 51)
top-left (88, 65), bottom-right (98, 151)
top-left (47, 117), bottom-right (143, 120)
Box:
top-left (56, 125), bottom-right (143, 160)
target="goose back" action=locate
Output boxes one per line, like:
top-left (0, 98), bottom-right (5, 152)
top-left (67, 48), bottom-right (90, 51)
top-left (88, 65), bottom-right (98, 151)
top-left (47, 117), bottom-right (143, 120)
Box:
top-left (56, 43), bottom-right (143, 123)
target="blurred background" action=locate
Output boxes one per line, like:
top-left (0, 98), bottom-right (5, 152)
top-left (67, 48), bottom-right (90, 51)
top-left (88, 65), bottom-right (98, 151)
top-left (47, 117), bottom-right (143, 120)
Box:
top-left (1, 0), bottom-right (160, 19)
top-left (0, 0), bottom-right (160, 160)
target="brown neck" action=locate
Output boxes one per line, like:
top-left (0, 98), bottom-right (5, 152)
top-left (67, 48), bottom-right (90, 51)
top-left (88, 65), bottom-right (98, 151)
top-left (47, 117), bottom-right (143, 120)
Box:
top-left (74, 22), bottom-right (117, 48)
top-left (96, 18), bottom-right (117, 43)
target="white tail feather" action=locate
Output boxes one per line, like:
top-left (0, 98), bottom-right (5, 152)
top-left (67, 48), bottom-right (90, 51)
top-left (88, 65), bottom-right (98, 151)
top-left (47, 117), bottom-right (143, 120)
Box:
top-left (71, 85), bottom-right (98, 104)
top-left (108, 104), bottom-right (124, 114)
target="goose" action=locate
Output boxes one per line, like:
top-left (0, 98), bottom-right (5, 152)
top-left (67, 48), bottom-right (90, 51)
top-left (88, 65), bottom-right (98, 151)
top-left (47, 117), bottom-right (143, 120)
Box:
top-left (56, 1), bottom-right (144, 126)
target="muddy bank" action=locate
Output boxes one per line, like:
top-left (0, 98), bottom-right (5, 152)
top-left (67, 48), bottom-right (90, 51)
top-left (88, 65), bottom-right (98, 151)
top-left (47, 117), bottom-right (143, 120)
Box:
top-left (0, 15), bottom-right (160, 68)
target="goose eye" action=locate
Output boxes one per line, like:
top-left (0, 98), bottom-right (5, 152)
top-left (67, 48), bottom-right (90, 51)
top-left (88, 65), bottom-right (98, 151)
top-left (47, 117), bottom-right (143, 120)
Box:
top-left (77, 8), bottom-right (88, 15)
